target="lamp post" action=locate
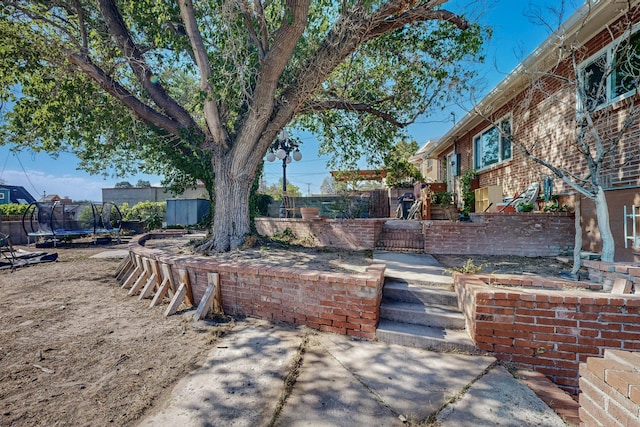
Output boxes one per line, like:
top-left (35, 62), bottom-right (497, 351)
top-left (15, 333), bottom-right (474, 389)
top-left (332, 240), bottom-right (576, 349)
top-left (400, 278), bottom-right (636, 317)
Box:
top-left (266, 130), bottom-right (302, 218)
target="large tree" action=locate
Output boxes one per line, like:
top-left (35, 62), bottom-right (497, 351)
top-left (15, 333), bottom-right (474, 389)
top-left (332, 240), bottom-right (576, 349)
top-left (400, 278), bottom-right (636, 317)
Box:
top-left (1, 0), bottom-right (484, 251)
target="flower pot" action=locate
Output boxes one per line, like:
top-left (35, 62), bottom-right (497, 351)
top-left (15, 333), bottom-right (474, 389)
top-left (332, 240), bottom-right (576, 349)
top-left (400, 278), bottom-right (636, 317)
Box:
top-left (300, 207), bottom-right (320, 219)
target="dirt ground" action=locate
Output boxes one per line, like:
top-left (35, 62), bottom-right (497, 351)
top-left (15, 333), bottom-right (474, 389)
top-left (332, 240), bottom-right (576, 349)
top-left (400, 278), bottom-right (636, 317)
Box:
top-left (0, 239), bottom-right (576, 426)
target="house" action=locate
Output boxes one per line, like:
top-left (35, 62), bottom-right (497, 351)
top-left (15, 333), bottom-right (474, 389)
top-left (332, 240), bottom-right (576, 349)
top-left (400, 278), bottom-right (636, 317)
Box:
top-left (408, 140), bottom-right (440, 183)
top-left (39, 194), bottom-right (72, 204)
top-left (0, 185), bottom-right (36, 205)
top-left (421, 1), bottom-right (640, 262)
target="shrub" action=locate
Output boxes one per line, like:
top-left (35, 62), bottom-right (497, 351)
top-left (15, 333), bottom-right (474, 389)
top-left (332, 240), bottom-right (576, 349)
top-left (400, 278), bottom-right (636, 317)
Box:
top-left (431, 191), bottom-right (453, 205)
top-left (119, 201), bottom-right (166, 230)
top-left (443, 259), bottom-right (486, 275)
top-left (0, 203), bottom-right (31, 217)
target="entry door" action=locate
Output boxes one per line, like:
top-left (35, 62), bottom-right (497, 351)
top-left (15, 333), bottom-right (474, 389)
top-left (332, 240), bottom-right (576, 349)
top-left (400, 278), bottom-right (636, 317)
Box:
top-left (445, 151), bottom-right (455, 193)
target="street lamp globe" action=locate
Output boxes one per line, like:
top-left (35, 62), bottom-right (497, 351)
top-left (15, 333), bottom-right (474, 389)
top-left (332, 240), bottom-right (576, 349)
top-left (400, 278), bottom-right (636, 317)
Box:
top-left (266, 152), bottom-right (276, 162)
top-left (275, 148), bottom-right (287, 160)
top-left (292, 149), bottom-right (302, 161)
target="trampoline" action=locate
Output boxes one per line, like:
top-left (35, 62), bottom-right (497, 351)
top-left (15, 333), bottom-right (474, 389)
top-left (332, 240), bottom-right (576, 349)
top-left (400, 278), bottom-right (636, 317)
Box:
top-left (22, 201), bottom-right (122, 246)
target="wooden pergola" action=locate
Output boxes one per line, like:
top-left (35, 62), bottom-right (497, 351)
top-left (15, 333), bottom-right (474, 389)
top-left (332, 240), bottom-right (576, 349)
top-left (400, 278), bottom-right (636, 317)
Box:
top-left (330, 170), bottom-right (387, 182)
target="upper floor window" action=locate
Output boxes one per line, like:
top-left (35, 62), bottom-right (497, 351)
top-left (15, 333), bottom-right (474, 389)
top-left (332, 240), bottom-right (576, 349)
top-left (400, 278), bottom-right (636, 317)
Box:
top-left (579, 27), bottom-right (640, 110)
top-left (473, 117), bottom-right (512, 170)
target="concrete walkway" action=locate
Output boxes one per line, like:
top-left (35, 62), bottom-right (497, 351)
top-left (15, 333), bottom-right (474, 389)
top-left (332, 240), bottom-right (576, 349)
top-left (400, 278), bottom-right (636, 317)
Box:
top-left (137, 318), bottom-right (567, 426)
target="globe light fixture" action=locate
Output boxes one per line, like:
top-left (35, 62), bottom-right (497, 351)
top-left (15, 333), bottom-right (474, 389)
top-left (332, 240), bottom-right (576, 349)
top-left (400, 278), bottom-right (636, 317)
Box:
top-left (264, 130), bottom-right (302, 218)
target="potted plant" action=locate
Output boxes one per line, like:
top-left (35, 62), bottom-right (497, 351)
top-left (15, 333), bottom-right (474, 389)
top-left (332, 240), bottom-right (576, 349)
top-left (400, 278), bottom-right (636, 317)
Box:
top-left (516, 201), bottom-right (535, 212)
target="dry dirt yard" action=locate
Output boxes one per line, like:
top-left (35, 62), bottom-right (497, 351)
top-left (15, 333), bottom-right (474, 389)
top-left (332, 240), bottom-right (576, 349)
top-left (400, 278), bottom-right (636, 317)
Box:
top-left (0, 239), bottom-right (575, 426)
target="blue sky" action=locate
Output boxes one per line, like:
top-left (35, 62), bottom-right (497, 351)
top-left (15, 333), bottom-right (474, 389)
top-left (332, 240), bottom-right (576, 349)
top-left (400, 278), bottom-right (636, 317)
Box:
top-left (0, 0), bottom-right (580, 201)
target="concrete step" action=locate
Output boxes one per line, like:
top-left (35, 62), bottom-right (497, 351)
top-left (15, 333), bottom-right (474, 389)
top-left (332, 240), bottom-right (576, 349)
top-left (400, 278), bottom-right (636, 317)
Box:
top-left (379, 301), bottom-right (466, 329)
top-left (381, 219), bottom-right (422, 230)
top-left (374, 247), bottom-right (425, 254)
top-left (376, 242), bottom-right (424, 252)
top-left (382, 281), bottom-right (458, 307)
top-left (375, 319), bottom-right (477, 353)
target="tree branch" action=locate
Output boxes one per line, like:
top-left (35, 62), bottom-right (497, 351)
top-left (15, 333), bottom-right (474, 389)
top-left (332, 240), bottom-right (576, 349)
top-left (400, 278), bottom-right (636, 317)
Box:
top-left (96, 0), bottom-right (199, 130)
top-left (178, 0), bottom-right (228, 147)
top-left (236, 0), bottom-right (310, 159)
top-left (73, 0), bottom-right (89, 53)
top-left (270, 1), bottom-right (468, 138)
top-left (366, 8), bottom-right (468, 42)
top-left (67, 52), bottom-right (185, 139)
top-left (302, 99), bottom-right (409, 127)
top-left (254, 0), bottom-right (270, 53)
top-left (239, 1), bottom-right (266, 59)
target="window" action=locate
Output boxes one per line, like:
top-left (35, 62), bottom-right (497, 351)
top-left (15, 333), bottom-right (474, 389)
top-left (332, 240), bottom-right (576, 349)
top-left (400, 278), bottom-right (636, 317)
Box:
top-left (613, 30), bottom-right (640, 98)
top-left (473, 117), bottom-right (512, 170)
top-left (579, 27), bottom-right (640, 110)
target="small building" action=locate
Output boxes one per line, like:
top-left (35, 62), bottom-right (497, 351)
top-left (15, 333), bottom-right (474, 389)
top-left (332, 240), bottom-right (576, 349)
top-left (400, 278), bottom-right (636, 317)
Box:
top-left (102, 184), bottom-right (209, 207)
top-left (0, 188), bottom-right (9, 205)
top-left (0, 185), bottom-right (36, 204)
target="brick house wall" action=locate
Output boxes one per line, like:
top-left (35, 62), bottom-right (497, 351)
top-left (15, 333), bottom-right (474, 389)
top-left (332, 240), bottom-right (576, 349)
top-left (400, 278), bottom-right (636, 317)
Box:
top-left (433, 5), bottom-right (640, 262)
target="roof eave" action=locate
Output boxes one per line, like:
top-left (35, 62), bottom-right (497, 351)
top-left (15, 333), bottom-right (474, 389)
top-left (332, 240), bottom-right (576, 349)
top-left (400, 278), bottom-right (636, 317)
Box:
top-left (429, 0), bottom-right (621, 157)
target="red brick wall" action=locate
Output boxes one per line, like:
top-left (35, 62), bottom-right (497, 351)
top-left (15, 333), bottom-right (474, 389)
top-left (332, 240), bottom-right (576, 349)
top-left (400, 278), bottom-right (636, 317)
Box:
top-left (584, 259), bottom-right (640, 292)
top-left (257, 214), bottom-right (574, 257)
top-left (424, 212), bottom-right (574, 256)
top-left (129, 234), bottom-right (385, 339)
top-left (255, 218), bottom-right (386, 250)
top-left (579, 349), bottom-right (640, 426)
top-left (455, 274), bottom-right (640, 395)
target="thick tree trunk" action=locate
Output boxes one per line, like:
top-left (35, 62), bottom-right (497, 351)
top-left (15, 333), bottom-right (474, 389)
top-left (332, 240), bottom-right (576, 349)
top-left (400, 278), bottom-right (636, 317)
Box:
top-left (200, 157), bottom-right (254, 253)
top-left (595, 186), bottom-right (615, 262)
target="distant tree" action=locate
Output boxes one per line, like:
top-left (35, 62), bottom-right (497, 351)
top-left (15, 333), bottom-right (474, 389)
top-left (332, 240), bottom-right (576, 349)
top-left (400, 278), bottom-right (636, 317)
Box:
top-left (320, 177), bottom-right (339, 194)
top-left (262, 179), bottom-right (302, 200)
top-left (114, 181), bottom-right (133, 188)
top-left (383, 140), bottom-right (423, 188)
top-left (135, 180), bottom-right (152, 188)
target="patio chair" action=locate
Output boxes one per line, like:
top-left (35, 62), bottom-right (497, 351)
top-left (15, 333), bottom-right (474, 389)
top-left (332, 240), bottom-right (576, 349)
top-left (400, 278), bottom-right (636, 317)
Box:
top-left (500, 182), bottom-right (540, 212)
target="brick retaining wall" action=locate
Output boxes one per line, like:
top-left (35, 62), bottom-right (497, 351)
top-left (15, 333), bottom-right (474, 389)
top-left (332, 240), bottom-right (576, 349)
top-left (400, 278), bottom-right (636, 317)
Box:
top-left (256, 213), bottom-right (574, 257)
top-left (584, 260), bottom-right (640, 293)
top-left (129, 233), bottom-right (386, 339)
top-left (254, 218), bottom-right (386, 250)
top-left (455, 273), bottom-right (640, 395)
top-left (579, 349), bottom-right (640, 426)
top-left (424, 212), bottom-right (575, 256)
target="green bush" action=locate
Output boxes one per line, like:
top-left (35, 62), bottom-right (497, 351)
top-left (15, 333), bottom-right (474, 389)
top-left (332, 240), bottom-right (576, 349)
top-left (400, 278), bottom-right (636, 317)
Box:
top-left (431, 191), bottom-right (453, 205)
top-left (119, 201), bottom-right (166, 230)
top-left (0, 203), bottom-right (31, 216)
top-left (253, 193), bottom-right (273, 216)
